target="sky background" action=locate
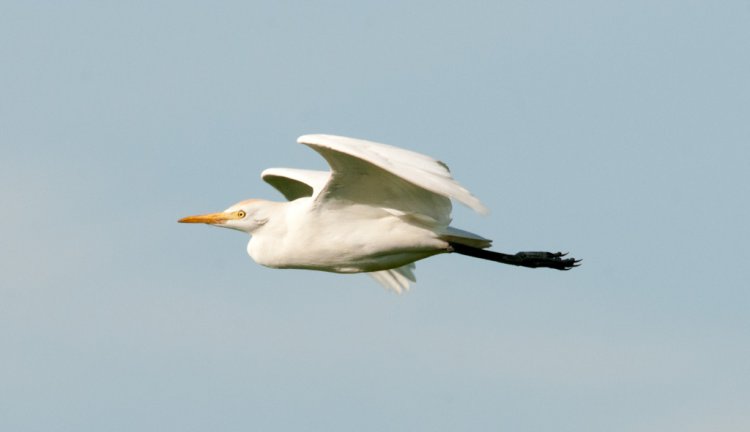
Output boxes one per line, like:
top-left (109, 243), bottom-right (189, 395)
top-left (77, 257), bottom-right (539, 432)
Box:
top-left (2, 1), bottom-right (749, 431)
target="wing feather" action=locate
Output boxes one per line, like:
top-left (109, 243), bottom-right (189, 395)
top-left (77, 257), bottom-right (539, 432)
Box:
top-left (261, 168), bottom-right (330, 201)
top-left (367, 263), bottom-right (417, 293)
top-left (297, 134), bottom-right (488, 222)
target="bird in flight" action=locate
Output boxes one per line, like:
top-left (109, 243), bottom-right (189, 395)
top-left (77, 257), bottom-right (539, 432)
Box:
top-left (179, 134), bottom-right (580, 292)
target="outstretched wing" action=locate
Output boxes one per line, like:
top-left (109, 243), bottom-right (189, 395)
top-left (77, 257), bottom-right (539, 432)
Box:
top-left (297, 134), bottom-right (487, 223)
top-left (261, 168), bottom-right (330, 201)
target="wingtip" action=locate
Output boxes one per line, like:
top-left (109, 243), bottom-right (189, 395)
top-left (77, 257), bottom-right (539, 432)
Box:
top-left (297, 133), bottom-right (335, 144)
top-left (259, 167), bottom-right (274, 180)
top-left (464, 198), bottom-right (490, 216)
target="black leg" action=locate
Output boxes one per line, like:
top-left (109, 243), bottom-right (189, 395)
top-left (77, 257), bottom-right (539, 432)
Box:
top-left (448, 243), bottom-right (581, 271)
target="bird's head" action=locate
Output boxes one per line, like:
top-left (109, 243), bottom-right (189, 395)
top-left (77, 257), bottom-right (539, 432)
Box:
top-left (178, 199), bottom-right (271, 234)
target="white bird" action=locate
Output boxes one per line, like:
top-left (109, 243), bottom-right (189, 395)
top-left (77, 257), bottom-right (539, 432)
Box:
top-left (179, 134), bottom-right (579, 293)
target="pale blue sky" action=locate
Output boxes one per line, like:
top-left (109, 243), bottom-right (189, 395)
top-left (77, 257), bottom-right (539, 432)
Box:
top-left (2, 1), bottom-right (749, 431)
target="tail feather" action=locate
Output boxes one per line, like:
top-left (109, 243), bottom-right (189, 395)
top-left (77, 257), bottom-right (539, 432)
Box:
top-left (439, 227), bottom-right (492, 249)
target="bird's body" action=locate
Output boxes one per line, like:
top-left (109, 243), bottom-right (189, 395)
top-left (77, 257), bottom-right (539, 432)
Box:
top-left (246, 197), bottom-right (446, 273)
top-left (180, 134), bottom-right (579, 292)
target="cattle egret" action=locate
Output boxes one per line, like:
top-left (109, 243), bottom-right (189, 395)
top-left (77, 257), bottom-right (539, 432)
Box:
top-left (179, 134), bottom-right (580, 292)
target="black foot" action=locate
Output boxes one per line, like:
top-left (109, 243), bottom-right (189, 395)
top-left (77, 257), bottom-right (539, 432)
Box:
top-left (515, 251), bottom-right (581, 270)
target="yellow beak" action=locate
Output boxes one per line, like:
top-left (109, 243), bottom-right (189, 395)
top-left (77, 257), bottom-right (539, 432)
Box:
top-left (178, 212), bottom-right (239, 224)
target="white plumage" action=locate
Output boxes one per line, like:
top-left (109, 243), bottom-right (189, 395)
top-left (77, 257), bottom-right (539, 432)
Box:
top-left (179, 134), bottom-right (578, 293)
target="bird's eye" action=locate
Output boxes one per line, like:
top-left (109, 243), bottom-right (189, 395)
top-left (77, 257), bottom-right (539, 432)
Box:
top-left (237, 210), bottom-right (246, 218)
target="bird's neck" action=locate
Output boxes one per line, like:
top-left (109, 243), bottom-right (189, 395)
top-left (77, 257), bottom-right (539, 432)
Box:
top-left (246, 200), bottom-right (288, 235)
